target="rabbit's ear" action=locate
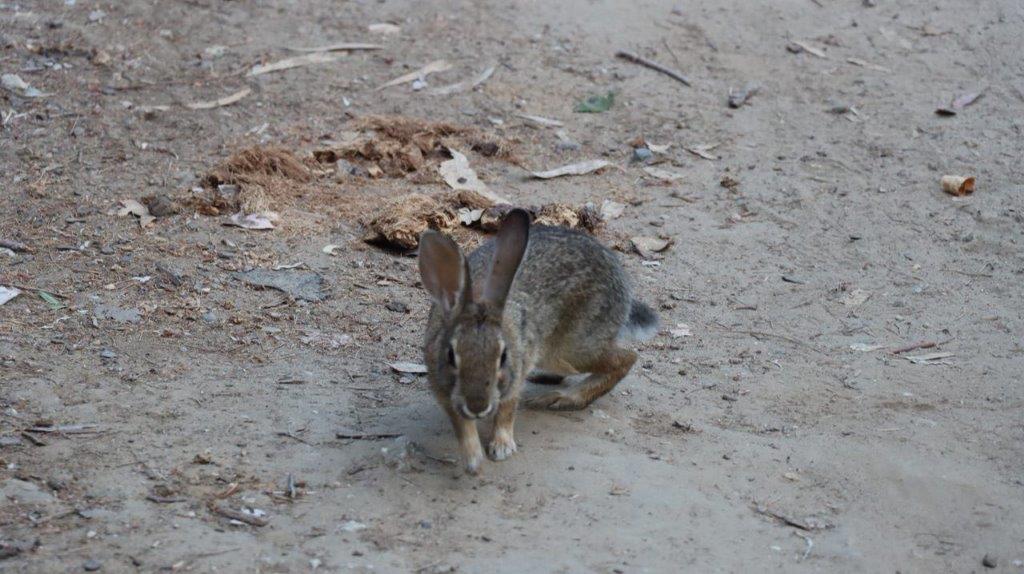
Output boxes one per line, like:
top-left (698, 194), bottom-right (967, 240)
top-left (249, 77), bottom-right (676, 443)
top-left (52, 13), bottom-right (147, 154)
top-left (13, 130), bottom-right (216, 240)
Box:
top-left (419, 231), bottom-right (472, 314)
top-left (483, 209), bottom-right (530, 309)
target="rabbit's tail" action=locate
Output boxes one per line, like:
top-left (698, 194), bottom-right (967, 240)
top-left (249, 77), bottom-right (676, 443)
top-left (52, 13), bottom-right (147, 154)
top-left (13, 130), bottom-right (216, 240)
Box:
top-left (618, 300), bottom-right (658, 342)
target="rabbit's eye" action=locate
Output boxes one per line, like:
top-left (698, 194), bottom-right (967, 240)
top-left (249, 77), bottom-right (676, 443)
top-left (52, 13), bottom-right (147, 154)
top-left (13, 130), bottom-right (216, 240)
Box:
top-left (500, 348), bottom-right (508, 367)
top-left (447, 346), bottom-right (456, 367)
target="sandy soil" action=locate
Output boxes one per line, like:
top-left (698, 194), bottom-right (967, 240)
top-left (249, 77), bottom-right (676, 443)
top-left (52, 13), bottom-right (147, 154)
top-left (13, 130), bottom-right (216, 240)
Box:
top-left (2, 0), bottom-right (1023, 572)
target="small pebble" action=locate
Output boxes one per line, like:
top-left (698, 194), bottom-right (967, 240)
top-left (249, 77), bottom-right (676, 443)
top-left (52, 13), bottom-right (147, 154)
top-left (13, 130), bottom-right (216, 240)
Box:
top-left (385, 301), bottom-right (409, 313)
top-left (99, 349), bottom-right (116, 359)
top-left (83, 559), bottom-right (102, 571)
top-left (982, 554), bottom-right (997, 568)
top-left (631, 147), bottom-right (653, 163)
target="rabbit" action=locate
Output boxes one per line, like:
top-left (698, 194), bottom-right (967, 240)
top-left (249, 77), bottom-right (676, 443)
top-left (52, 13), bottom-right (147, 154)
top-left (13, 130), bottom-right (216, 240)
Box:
top-left (417, 208), bottom-right (657, 474)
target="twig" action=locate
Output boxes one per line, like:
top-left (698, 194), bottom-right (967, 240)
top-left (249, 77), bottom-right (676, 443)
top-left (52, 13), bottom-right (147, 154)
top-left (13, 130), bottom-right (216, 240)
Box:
top-left (20, 432), bottom-right (47, 446)
top-left (8, 285), bottom-right (69, 299)
top-left (795, 532), bottom-right (814, 560)
top-left (335, 432), bottom-right (403, 440)
top-left (147, 494), bottom-right (186, 504)
top-left (24, 424), bottom-right (101, 434)
top-left (890, 338), bottom-right (952, 355)
top-left (276, 431), bottom-right (310, 445)
top-left (0, 239), bottom-right (30, 252)
top-left (754, 505), bottom-right (811, 531)
top-left (615, 50), bottom-right (691, 87)
top-left (286, 474), bottom-right (297, 499)
top-left (890, 340), bottom-right (936, 354)
top-left (207, 502), bottom-right (268, 527)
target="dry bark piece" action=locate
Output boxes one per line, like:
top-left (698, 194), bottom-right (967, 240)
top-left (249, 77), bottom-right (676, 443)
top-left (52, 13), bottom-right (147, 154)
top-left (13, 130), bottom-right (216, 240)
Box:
top-left (940, 175), bottom-right (975, 196)
top-left (363, 194), bottom-right (458, 250)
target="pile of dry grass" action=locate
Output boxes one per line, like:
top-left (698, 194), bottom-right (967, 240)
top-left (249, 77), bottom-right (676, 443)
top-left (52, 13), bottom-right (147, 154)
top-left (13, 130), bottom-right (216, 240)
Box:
top-left (190, 146), bottom-right (315, 215)
top-left (313, 115), bottom-right (516, 178)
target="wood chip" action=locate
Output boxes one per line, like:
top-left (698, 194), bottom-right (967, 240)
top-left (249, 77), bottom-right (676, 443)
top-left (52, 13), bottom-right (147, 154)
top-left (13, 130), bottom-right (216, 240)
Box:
top-left (185, 88), bottom-right (251, 110)
top-left (940, 175), bottom-right (975, 197)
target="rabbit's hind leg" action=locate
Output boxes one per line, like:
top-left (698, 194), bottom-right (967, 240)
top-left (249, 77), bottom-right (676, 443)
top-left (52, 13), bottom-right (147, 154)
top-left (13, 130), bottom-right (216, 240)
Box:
top-left (525, 346), bottom-right (637, 411)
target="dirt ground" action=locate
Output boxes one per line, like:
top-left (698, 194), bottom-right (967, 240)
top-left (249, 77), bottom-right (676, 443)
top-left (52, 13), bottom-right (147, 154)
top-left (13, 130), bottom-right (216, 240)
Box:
top-left (2, 0), bottom-right (1023, 572)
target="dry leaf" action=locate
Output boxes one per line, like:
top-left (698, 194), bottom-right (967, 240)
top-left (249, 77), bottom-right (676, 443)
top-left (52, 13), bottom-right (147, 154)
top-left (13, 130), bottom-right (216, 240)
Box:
top-left (685, 144), bottom-right (719, 160)
top-left (438, 149), bottom-right (510, 205)
top-left (643, 166), bottom-right (685, 182)
top-left (377, 60), bottom-right (452, 90)
top-left (224, 211), bottom-right (279, 230)
top-left (429, 65), bottom-right (495, 96)
top-left (631, 236), bottom-right (671, 257)
top-left (669, 323), bottom-right (692, 338)
top-left (940, 175), bottom-right (975, 197)
top-left (0, 286), bottom-right (21, 306)
top-left (248, 52), bottom-right (345, 76)
top-left (531, 159), bottom-right (611, 179)
top-left (457, 207), bottom-right (484, 226)
top-left (185, 88), bottom-right (252, 110)
top-left (841, 289), bottom-right (870, 306)
top-left (117, 199), bottom-right (156, 227)
top-left (368, 23), bottom-right (401, 35)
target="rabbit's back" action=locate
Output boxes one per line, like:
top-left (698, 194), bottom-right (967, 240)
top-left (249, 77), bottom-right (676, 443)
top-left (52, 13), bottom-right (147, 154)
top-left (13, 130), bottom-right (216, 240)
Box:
top-left (467, 226), bottom-right (632, 368)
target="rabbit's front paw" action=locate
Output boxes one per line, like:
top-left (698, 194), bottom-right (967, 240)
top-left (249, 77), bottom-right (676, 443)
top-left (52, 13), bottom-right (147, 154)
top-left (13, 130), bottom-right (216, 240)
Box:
top-left (487, 430), bottom-right (517, 461)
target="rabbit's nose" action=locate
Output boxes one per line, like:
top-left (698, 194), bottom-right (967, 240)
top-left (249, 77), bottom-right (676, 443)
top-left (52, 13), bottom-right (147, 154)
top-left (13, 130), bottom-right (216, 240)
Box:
top-left (461, 402), bottom-right (493, 419)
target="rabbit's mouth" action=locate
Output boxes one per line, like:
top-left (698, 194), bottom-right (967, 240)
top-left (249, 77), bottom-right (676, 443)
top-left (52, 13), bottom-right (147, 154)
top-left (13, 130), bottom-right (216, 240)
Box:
top-left (452, 393), bottom-right (495, 420)
top-left (458, 402), bottom-right (493, 419)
